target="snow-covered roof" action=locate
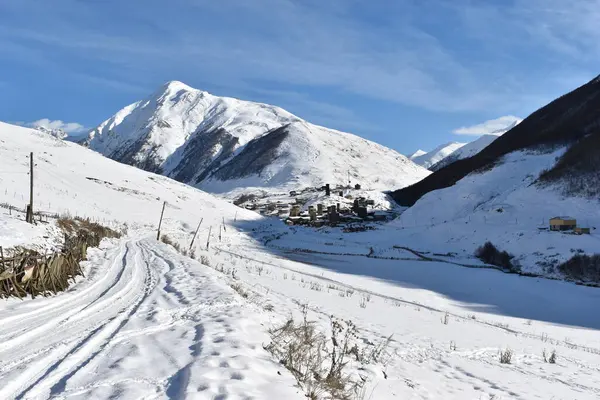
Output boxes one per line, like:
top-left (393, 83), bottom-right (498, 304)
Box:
top-left (550, 216), bottom-right (576, 220)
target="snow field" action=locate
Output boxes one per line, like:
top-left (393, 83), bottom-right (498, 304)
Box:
top-left (1, 122), bottom-right (600, 399)
top-left (202, 228), bottom-right (600, 399)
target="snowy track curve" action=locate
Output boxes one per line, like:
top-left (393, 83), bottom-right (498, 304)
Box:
top-left (0, 238), bottom-right (297, 400)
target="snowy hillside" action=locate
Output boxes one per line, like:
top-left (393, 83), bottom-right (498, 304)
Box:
top-left (0, 121), bottom-right (260, 245)
top-left (393, 75), bottom-right (600, 207)
top-left (430, 134), bottom-right (500, 171)
top-left (85, 81), bottom-right (429, 195)
top-left (413, 117), bottom-right (522, 172)
top-left (395, 149), bottom-right (600, 274)
top-left (409, 141), bottom-right (466, 169)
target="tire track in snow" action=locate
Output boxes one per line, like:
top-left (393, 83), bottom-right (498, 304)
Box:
top-left (1, 238), bottom-right (300, 400)
top-left (0, 242), bottom-right (130, 380)
top-left (0, 243), bottom-right (129, 340)
top-left (0, 240), bottom-right (155, 399)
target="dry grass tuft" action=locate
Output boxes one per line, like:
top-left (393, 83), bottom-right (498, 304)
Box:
top-left (499, 348), bottom-right (513, 364)
top-left (265, 308), bottom-right (373, 400)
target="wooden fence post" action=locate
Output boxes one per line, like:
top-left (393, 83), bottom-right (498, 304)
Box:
top-left (206, 226), bottom-right (212, 250)
top-left (156, 201), bottom-right (166, 240)
top-left (189, 218), bottom-right (203, 251)
top-left (27, 152), bottom-right (34, 224)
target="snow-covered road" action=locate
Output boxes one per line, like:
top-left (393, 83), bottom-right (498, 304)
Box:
top-left (0, 238), bottom-right (298, 400)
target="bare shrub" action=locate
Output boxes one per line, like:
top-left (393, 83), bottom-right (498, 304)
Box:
top-left (441, 312), bottom-right (449, 325)
top-left (57, 216), bottom-right (120, 239)
top-left (265, 312), bottom-right (367, 399)
top-left (200, 255), bottom-right (211, 267)
top-left (475, 242), bottom-right (520, 272)
top-left (549, 350), bottom-right (557, 364)
top-left (364, 335), bottom-right (393, 365)
top-left (499, 348), bottom-right (513, 364)
top-left (543, 349), bottom-right (557, 364)
top-left (558, 254), bottom-right (600, 283)
top-left (230, 283), bottom-right (249, 299)
top-left (359, 296), bottom-right (367, 309)
top-left (160, 235), bottom-right (181, 252)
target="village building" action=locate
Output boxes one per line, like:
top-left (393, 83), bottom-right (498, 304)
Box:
top-left (549, 216), bottom-right (577, 231)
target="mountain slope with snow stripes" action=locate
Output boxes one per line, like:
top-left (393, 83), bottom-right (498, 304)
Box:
top-left (85, 81), bottom-right (430, 195)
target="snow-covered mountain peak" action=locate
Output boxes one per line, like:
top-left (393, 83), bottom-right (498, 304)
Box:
top-left (33, 125), bottom-right (69, 140)
top-left (85, 82), bottom-right (429, 195)
top-left (160, 79), bottom-right (197, 94)
top-left (408, 149), bottom-right (427, 159)
top-left (410, 141), bottom-right (467, 169)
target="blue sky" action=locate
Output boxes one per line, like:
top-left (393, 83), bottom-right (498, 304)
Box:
top-left (0, 0), bottom-right (598, 154)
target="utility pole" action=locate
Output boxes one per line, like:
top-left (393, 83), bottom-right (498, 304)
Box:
top-left (26, 152), bottom-right (34, 224)
top-left (156, 201), bottom-right (166, 240)
top-left (189, 218), bottom-right (203, 251)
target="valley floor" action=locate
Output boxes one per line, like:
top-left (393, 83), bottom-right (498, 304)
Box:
top-left (2, 222), bottom-right (599, 399)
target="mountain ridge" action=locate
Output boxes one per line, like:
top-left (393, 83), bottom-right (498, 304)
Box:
top-left (85, 81), bottom-right (430, 194)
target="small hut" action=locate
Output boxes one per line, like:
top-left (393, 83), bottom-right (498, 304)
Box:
top-left (549, 216), bottom-right (577, 231)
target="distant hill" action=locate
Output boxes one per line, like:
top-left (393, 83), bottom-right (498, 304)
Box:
top-left (408, 142), bottom-right (466, 169)
top-left (392, 74), bottom-right (600, 206)
top-left (429, 134), bottom-right (500, 172)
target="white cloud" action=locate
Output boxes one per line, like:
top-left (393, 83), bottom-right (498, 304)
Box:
top-left (26, 119), bottom-right (87, 133)
top-left (1, 0), bottom-right (599, 119)
top-left (453, 116), bottom-right (522, 136)
top-left (0, 0), bottom-right (534, 113)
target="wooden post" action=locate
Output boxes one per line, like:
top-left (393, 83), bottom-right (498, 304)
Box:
top-left (222, 217), bottom-right (226, 232)
top-left (189, 218), bottom-right (203, 251)
top-left (206, 226), bottom-right (212, 250)
top-left (156, 201), bottom-right (166, 240)
top-left (26, 152), bottom-right (34, 224)
top-left (219, 225), bottom-right (222, 241)
top-left (234, 211), bottom-right (237, 222)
